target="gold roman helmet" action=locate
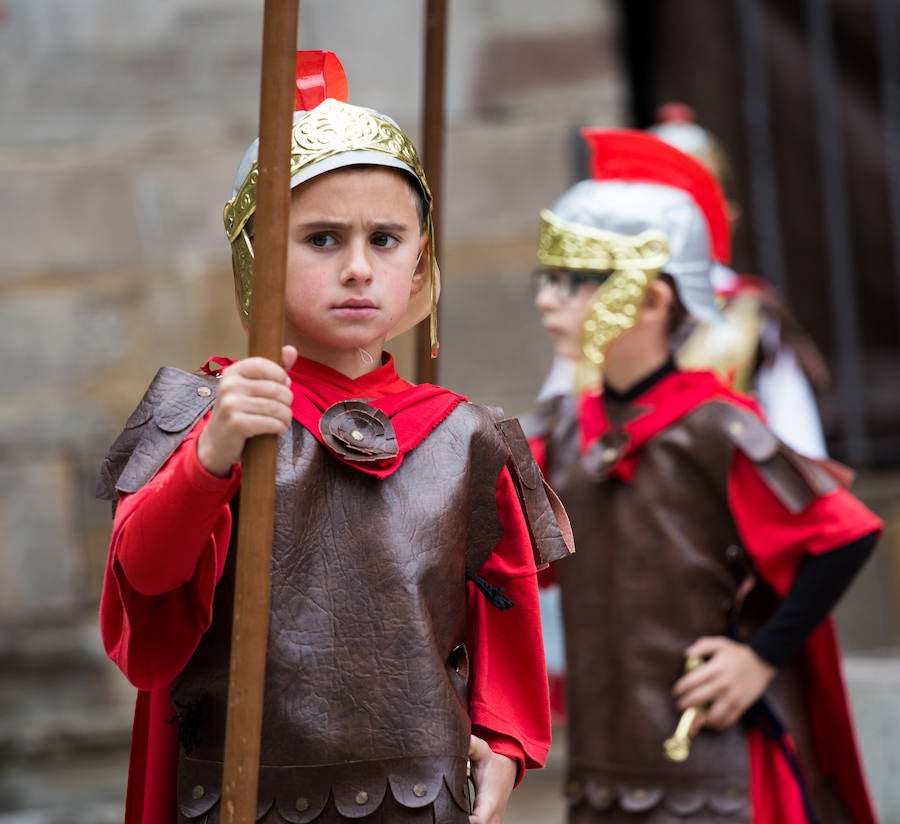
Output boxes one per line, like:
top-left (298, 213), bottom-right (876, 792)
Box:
top-left (224, 53), bottom-right (440, 356)
top-left (538, 208), bottom-right (669, 374)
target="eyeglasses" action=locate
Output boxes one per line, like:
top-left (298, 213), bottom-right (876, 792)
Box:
top-left (531, 268), bottom-right (611, 301)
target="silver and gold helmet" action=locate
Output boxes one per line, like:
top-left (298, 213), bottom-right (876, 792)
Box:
top-left (538, 128), bottom-right (731, 370)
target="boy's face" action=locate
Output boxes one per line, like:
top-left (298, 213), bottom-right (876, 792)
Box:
top-left (283, 166), bottom-right (428, 372)
top-left (533, 269), bottom-right (604, 361)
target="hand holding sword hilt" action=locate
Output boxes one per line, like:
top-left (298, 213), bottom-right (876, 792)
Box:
top-left (663, 656), bottom-right (706, 763)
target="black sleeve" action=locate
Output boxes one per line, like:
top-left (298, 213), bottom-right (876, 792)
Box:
top-left (748, 530), bottom-right (878, 668)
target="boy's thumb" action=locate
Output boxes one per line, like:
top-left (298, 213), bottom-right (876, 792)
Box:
top-left (282, 345), bottom-right (299, 372)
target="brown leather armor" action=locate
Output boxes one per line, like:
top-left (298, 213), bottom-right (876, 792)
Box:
top-left (528, 393), bottom-right (844, 823)
top-left (98, 367), bottom-right (573, 824)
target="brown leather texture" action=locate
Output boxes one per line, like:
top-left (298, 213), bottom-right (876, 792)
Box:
top-left (95, 366), bottom-right (218, 510)
top-left (712, 402), bottom-right (839, 513)
top-left (176, 755), bottom-right (469, 823)
top-left (539, 395), bottom-right (844, 821)
top-left (171, 403), bottom-right (510, 772)
top-left (318, 400), bottom-right (399, 461)
top-left (497, 417), bottom-right (575, 568)
top-left (565, 767), bottom-right (750, 822)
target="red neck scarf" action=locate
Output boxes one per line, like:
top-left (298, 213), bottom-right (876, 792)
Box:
top-left (580, 369), bottom-right (761, 482)
top-left (204, 353), bottom-right (466, 478)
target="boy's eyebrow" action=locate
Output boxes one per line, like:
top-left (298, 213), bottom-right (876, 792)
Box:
top-left (296, 219), bottom-right (414, 233)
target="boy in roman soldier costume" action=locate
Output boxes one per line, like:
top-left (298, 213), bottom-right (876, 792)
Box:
top-left (526, 128), bottom-right (880, 823)
top-left (97, 52), bottom-right (572, 824)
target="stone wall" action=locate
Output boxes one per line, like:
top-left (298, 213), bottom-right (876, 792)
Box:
top-left (2, 0), bottom-right (898, 819)
top-left (0, 0), bottom-right (625, 616)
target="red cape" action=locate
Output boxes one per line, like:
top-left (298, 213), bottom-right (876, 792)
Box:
top-left (545, 369), bottom-right (879, 824)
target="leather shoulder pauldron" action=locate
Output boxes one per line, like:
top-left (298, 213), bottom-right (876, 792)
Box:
top-left (96, 367), bottom-right (218, 510)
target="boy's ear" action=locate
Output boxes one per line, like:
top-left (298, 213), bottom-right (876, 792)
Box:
top-left (409, 236), bottom-right (429, 296)
top-left (642, 278), bottom-right (673, 319)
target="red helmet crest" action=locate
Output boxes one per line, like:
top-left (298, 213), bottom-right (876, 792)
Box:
top-left (295, 50), bottom-right (349, 111)
top-left (580, 128), bottom-right (731, 266)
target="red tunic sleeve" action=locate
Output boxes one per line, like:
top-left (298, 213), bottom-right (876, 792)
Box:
top-left (728, 451), bottom-right (882, 595)
top-left (99, 416), bottom-right (240, 690)
top-left (465, 466), bottom-right (552, 783)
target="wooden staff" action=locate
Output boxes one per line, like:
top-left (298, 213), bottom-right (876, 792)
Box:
top-left (416, 0), bottom-right (448, 385)
top-left (220, 0), bottom-right (298, 821)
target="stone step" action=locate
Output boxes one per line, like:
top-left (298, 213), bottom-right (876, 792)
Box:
top-left (0, 617), bottom-right (133, 753)
top-left (844, 652), bottom-right (900, 823)
top-left (0, 616), bottom-right (132, 815)
top-left (0, 617), bottom-right (108, 672)
top-left (0, 802), bottom-right (124, 824)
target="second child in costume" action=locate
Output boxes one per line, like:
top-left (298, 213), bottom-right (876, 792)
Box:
top-left (525, 128), bottom-right (880, 823)
top-left (97, 52), bottom-right (573, 824)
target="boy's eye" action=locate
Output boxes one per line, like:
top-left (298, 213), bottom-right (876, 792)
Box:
top-left (371, 233), bottom-right (399, 249)
top-left (307, 232), bottom-right (336, 248)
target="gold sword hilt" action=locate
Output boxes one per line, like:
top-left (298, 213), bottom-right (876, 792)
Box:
top-left (663, 656), bottom-right (705, 763)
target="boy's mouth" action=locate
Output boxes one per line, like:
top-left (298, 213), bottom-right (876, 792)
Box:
top-left (543, 322), bottom-right (565, 338)
top-left (333, 298), bottom-right (378, 318)
top-left (337, 298), bottom-right (376, 308)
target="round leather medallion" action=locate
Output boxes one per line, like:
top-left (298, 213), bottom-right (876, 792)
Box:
top-left (319, 401), bottom-right (399, 462)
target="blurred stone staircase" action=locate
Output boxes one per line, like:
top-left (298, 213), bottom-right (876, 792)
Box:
top-left (0, 615), bottom-right (131, 823)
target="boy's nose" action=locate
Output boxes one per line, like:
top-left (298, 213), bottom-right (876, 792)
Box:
top-left (340, 242), bottom-right (374, 284)
top-left (534, 283), bottom-right (561, 311)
